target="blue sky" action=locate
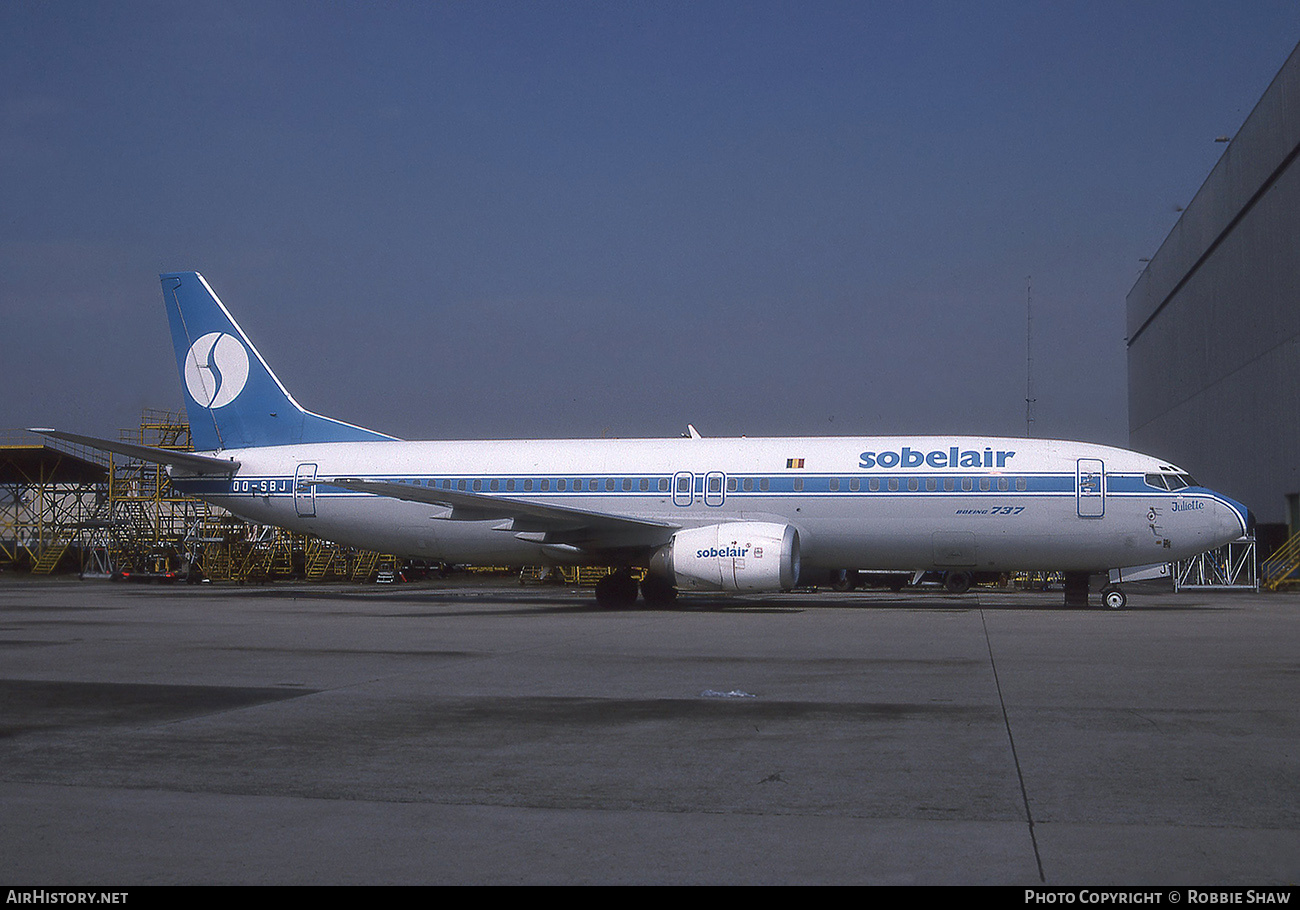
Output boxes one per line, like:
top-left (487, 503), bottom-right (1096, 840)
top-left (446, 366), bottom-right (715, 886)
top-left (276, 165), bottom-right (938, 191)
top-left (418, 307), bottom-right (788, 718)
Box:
top-left (4, 1), bottom-right (1298, 446)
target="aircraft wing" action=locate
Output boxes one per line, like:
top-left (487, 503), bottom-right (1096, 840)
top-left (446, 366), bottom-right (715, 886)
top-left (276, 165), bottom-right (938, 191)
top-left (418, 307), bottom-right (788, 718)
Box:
top-left (30, 429), bottom-right (241, 474)
top-left (326, 477), bottom-right (680, 549)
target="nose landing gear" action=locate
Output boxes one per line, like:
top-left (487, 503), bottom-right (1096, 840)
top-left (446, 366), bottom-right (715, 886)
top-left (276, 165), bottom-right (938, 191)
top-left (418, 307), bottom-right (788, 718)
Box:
top-left (1100, 585), bottom-right (1128, 610)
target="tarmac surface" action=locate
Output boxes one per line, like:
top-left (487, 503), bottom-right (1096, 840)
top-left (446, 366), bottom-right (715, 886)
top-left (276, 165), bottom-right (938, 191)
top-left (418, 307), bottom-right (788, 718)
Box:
top-left (0, 575), bottom-right (1296, 885)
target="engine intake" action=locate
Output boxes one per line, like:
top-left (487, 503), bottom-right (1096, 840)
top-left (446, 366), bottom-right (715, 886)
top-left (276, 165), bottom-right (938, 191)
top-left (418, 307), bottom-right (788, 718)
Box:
top-left (649, 522), bottom-right (800, 592)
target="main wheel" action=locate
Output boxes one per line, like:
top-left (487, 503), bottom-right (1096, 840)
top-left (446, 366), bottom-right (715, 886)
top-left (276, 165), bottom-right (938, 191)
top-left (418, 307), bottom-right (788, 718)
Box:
top-left (944, 571), bottom-right (973, 594)
top-left (830, 569), bottom-right (859, 592)
top-left (595, 571), bottom-right (639, 609)
top-left (640, 574), bottom-right (678, 606)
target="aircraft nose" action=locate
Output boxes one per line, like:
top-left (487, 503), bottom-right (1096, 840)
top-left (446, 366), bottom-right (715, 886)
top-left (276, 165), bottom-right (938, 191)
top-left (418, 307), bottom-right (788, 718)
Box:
top-left (1214, 492), bottom-right (1253, 541)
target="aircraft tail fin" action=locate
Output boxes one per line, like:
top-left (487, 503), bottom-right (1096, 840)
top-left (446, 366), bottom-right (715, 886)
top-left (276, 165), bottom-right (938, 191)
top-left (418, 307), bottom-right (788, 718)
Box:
top-left (160, 272), bottom-right (395, 451)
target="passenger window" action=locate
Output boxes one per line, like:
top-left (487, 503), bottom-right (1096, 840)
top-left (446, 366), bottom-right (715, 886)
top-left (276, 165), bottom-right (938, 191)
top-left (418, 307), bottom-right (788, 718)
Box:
top-left (640, 478), bottom-right (649, 492)
top-left (944, 478), bottom-right (954, 492)
top-left (794, 478), bottom-right (804, 492)
top-left (888, 478), bottom-right (899, 492)
top-left (926, 478), bottom-right (936, 492)
top-left (962, 478), bottom-right (973, 492)
top-left (557, 479), bottom-right (567, 491)
top-left (759, 478), bottom-right (769, 492)
top-left (997, 478), bottom-right (1008, 492)
top-left (540, 479), bottom-right (549, 491)
top-left (829, 478), bottom-right (839, 492)
top-left (1015, 478), bottom-right (1026, 491)
top-left (979, 478), bottom-right (990, 492)
top-left (869, 478), bottom-right (880, 492)
top-left (908, 478), bottom-right (918, 492)
top-left (658, 478), bottom-right (669, 492)
top-left (849, 478), bottom-right (860, 492)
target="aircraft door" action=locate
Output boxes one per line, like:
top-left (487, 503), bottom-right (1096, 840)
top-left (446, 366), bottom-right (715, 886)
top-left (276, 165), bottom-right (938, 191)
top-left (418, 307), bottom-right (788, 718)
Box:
top-left (705, 471), bottom-right (726, 507)
top-left (673, 472), bottom-right (694, 507)
top-left (1076, 458), bottom-right (1105, 518)
top-left (295, 463), bottom-right (318, 518)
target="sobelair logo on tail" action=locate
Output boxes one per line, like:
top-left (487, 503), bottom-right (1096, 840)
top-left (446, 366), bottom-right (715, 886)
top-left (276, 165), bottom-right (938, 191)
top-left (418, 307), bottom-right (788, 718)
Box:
top-left (184, 333), bottom-right (250, 409)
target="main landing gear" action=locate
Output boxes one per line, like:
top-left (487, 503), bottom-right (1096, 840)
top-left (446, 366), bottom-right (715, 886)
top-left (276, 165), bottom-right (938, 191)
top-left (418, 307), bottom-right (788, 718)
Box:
top-left (943, 571), bottom-right (973, 595)
top-left (594, 570), bottom-right (679, 609)
top-left (594, 570), bottom-right (639, 608)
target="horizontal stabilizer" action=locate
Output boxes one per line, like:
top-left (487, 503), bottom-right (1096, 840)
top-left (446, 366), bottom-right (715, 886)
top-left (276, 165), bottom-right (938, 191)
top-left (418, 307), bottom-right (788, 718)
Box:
top-left (29, 429), bottom-right (241, 474)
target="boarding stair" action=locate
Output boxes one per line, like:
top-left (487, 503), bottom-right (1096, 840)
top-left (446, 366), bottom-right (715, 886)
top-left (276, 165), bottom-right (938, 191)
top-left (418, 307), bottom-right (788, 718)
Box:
top-left (1261, 532), bottom-right (1300, 591)
top-left (305, 538), bottom-right (347, 580)
top-left (31, 541), bottom-right (70, 575)
top-left (351, 550), bottom-right (381, 582)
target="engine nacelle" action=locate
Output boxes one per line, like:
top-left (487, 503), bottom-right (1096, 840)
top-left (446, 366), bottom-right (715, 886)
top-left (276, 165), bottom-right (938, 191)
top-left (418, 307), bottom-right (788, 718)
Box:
top-left (649, 522), bottom-right (800, 593)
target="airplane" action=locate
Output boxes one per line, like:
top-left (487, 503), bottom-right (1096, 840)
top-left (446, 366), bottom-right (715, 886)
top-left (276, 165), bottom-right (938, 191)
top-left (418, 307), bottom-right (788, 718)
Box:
top-left (34, 271), bottom-right (1253, 610)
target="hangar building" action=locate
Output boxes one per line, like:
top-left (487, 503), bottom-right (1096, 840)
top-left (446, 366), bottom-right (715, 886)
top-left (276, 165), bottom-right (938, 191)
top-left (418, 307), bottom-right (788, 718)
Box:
top-left (1128, 40), bottom-right (1300, 536)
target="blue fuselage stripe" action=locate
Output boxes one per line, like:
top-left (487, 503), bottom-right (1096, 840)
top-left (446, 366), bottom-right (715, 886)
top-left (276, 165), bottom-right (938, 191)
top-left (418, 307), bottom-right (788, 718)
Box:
top-left (172, 472), bottom-right (1171, 500)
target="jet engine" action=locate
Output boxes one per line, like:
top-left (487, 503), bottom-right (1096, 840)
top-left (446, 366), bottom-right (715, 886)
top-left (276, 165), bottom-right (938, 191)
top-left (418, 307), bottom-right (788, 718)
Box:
top-left (648, 522), bottom-right (800, 592)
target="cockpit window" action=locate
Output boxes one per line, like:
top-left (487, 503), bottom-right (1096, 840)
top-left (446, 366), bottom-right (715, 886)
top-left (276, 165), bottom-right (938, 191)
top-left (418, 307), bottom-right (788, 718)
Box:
top-left (1145, 472), bottom-right (1197, 491)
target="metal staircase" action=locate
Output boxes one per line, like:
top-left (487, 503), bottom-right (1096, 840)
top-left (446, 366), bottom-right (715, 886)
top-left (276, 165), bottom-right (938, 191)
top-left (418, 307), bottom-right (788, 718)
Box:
top-left (351, 550), bottom-right (381, 582)
top-left (305, 538), bottom-right (347, 580)
top-left (1261, 532), bottom-right (1300, 590)
top-left (31, 541), bottom-right (69, 574)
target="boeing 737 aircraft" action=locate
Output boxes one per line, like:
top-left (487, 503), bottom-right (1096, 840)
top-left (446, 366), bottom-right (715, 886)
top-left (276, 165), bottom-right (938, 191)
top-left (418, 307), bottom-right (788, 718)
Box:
top-left (36, 272), bottom-right (1252, 609)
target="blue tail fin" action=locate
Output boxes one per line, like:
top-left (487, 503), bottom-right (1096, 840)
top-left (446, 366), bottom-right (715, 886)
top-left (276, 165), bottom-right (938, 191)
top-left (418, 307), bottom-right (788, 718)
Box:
top-left (161, 272), bottom-right (395, 451)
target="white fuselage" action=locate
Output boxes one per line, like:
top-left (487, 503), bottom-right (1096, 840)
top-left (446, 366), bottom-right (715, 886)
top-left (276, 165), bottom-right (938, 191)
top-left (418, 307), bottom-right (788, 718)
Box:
top-left (169, 434), bottom-right (1250, 575)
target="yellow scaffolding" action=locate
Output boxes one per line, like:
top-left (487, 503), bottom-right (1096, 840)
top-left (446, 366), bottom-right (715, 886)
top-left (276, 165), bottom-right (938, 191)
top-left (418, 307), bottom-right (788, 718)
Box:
top-left (107, 409), bottom-right (215, 577)
top-left (0, 431), bottom-right (110, 574)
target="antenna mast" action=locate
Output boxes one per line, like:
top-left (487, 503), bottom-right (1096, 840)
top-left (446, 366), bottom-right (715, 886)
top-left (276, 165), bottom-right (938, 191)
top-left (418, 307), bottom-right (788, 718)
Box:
top-left (1026, 276), bottom-right (1036, 437)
